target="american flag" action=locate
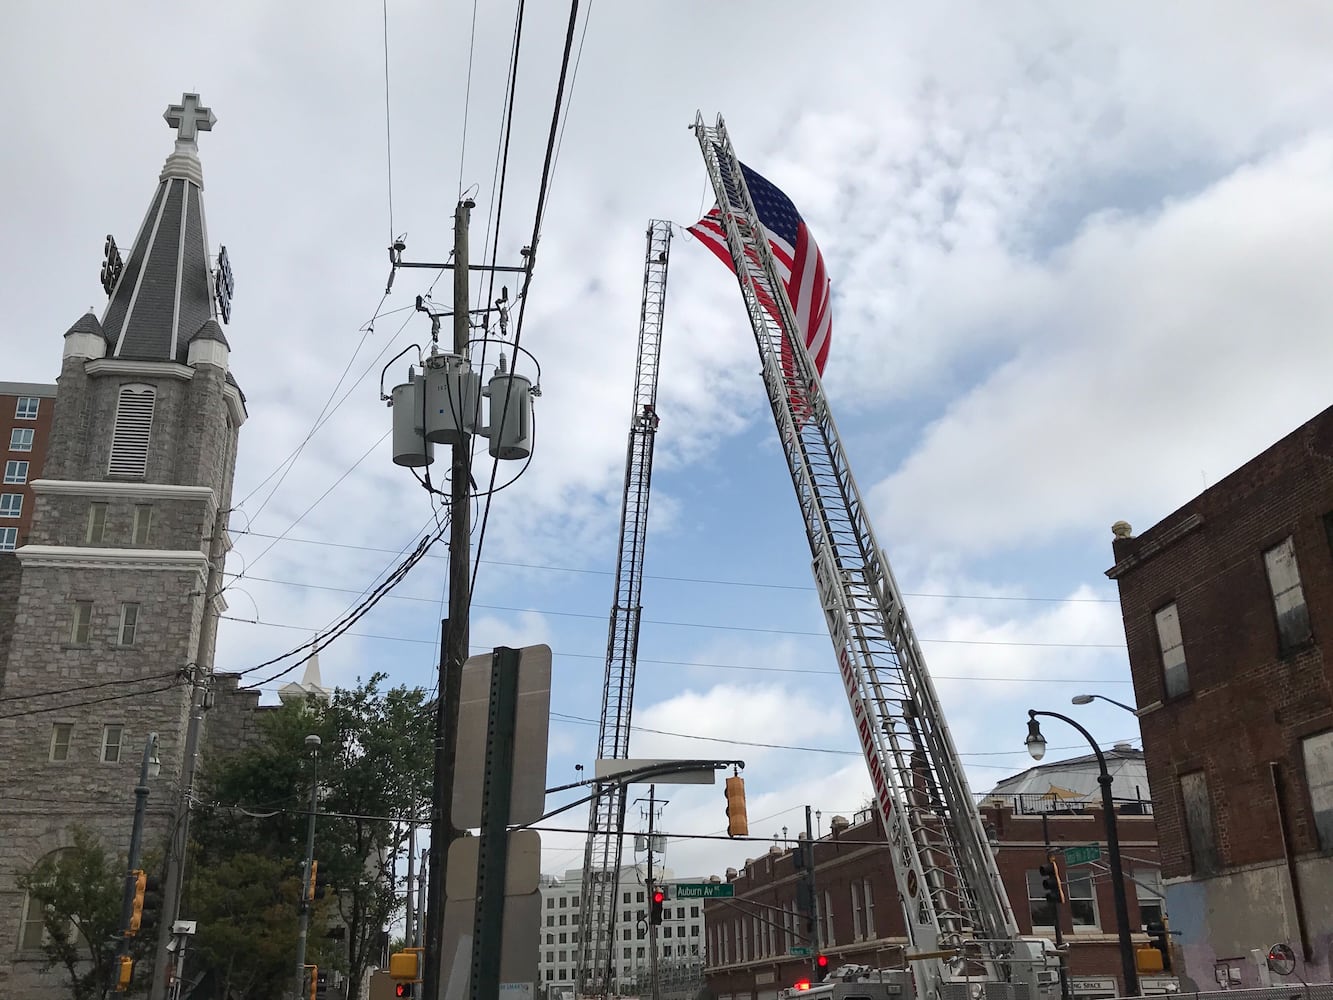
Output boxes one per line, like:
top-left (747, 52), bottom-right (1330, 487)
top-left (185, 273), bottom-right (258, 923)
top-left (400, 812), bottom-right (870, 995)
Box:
top-left (689, 159), bottom-right (832, 387)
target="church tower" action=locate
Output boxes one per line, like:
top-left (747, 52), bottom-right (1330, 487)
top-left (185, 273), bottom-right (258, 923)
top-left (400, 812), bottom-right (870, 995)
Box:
top-left (0, 94), bottom-right (244, 995)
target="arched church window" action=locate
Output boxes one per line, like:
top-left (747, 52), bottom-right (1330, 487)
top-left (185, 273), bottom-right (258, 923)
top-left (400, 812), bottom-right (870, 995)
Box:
top-left (108, 384), bottom-right (156, 478)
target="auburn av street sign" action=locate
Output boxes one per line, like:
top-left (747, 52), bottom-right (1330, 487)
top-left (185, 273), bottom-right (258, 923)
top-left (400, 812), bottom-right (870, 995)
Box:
top-left (673, 883), bottom-right (735, 899)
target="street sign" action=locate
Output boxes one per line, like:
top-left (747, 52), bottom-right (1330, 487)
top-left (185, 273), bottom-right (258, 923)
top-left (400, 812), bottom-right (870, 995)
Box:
top-left (790, 946), bottom-right (813, 957)
top-left (1063, 845), bottom-right (1101, 866)
top-left (673, 883), bottom-right (735, 899)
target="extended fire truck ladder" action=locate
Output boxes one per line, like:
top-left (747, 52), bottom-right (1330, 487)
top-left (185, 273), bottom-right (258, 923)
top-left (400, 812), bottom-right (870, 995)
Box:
top-left (574, 220), bottom-right (673, 998)
top-left (692, 114), bottom-right (1045, 1000)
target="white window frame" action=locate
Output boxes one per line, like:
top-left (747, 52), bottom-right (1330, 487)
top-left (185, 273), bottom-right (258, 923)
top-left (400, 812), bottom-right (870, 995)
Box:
top-left (49, 723), bottom-right (73, 762)
top-left (15, 396), bottom-right (40, 419)
top-left (1065, 870), bottom-right (1099, 929)
top-left (18, 891), bottom-right (49, 951)
top-left (1155, 602), bottom-right (1189, 697)
top-left (824, 888), bottom-right (835, 945)
top-left (4, 459), bottom-right (29, 484)
top-left (118, 603), bottom-right (139, 646)
top-left (70, 600), bottom-right (93, 644)
top-left (1265, 537), bottom-right (1313, 651)
top-left (9, 427), bottom-right (34, 452)
top-left (1025, 869), bottom-right (1056, 929)
top-left (851, 882), bottom-right (864, 939)
top-left (132, 504), bottom-right (153, 545)
top-left (864, 878), bottom-right (876, 937)
top-left (101, 725), bottom-right (124, 764)
top-left (1302, 730), bottom-right (1333, 851)
top-left (0, 492), bottom-right (23, 518)
top-left (0, 526), bottom-right (16, 551)
top-left (1135, 867), bottom-right (1164, 927)
top-left (87, 502), bottom-right (108, 544)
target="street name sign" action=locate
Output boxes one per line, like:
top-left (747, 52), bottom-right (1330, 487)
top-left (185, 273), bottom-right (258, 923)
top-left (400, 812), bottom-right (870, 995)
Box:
top-left (1063, 845), bottom-right (1101, 866)
top-left (790, 946), bottom-right (813, 957)
top-left (673, 883), bottom-right (735, 899)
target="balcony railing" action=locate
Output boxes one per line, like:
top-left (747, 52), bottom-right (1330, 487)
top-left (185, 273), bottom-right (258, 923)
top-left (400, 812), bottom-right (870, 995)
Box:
top-left (974, 791), bottom-right (1154, 816)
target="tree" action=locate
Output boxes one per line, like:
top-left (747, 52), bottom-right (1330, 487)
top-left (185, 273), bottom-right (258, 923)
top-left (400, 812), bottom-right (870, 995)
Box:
top-left (194, 675), bottom-right (433, 1000)
top-left (188, 853), bottom-right (308, 1000)
top-left (17, 825), bottom-right (153, 1000)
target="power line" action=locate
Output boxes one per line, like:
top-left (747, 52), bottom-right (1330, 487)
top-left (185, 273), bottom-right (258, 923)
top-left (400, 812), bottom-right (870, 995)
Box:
top-left (0, 668), bottom-right (181, 706)
top-left (228, 530), bottom-right (1119, 605)
top-left (218, 600), bottom-right (1123, 649)
top-left (0, 680), bottom-right (183, 722)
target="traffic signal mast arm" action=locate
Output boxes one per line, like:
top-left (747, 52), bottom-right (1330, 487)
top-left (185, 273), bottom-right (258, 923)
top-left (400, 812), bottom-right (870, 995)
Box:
top-left (692, 114), bottom-right (1040, 1000)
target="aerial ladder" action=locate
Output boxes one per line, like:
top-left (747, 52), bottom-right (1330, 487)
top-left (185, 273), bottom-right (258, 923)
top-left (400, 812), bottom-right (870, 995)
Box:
top-left (691, 114), bottom-right (1049, 1000)
top-left (574, 220), bottom-right (673, 998)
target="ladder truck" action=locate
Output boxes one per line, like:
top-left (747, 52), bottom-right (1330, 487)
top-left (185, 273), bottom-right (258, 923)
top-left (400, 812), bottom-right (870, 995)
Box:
top-left (574, 220), bottom-right (673, 998)
top-left (691, 114), bottom-right (1050, 1000)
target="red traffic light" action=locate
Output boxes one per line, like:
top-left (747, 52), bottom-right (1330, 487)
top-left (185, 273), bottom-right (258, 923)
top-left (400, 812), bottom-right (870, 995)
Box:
top-left (816, 954), bottom-right (829, 968)
top-left (395, 985), bottom-right (414, 998)
top-left (653, 890), bottom-right (665, 903)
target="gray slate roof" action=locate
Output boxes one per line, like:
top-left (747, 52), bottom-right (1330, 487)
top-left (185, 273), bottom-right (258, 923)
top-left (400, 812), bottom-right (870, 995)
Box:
top-left (101, 174), bottom-right (218, 364)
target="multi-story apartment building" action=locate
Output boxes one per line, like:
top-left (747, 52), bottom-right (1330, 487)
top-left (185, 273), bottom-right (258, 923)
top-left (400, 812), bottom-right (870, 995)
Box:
top-left (704, 750), bottom-right (1168, 999)
top-left (0, 382), bottom-right (57, 551)
top-left (1107, 404), bottom-right (1333, 989)
top-left (539, 865), bottom-right (707, 998)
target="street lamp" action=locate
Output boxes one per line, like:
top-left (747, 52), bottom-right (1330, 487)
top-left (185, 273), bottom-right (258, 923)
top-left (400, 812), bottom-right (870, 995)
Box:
top-left (117, 734), bottom-right (161, 960)
top-left (293, 734), bottom-right (322, 1000)
top-left (1071, 693), bottom-right (1139, 714)
top-left (1025, 710), bottom-right (1139, 997)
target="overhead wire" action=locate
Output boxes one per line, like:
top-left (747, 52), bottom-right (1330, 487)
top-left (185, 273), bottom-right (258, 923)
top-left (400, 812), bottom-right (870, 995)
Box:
top-left (456, 0), bottom-right (480, 200)
top-left (0, 680), bottom-right (183, 721)
top-left (470, 0), bottom-right (582, 597)
top-left (0, 669), bottom-right (182, 707)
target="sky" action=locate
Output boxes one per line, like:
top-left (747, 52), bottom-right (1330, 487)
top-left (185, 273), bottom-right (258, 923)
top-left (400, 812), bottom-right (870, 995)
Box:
top-left (4, 1), bottom-right (1333, 887)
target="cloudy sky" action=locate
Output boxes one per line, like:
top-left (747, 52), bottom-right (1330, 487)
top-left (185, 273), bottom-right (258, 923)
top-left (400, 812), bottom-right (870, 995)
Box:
top-left (5, 2), bottom-right (1333, 884)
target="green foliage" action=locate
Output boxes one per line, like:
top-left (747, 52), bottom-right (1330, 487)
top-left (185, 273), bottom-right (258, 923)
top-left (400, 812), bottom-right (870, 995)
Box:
top-left (17, 825), bottom-right (149, 1000)
top-left (192, 674), bottom-right (432, 1000)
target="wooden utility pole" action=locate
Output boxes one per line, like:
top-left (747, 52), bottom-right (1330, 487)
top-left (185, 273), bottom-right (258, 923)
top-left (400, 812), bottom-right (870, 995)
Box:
top-left (423, 199), bottom-right (473, 1000)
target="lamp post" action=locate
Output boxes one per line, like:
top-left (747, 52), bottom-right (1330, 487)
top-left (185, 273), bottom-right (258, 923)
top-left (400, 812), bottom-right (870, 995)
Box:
top-left (1071, 693), bottom-right (1139, 715)
top-left (293, 734), bottom-right (322, 1000)
top-left (117, 734), bottom-right (161, 962)
top-left (1025, 710), bottom-right (1139, 997)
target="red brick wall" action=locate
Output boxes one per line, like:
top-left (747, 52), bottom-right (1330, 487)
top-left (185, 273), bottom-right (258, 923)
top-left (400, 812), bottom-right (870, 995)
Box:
top-left (0, 389), bottom-right (56, 548)
top-left (1109, 405), bottom-right (1333, 879)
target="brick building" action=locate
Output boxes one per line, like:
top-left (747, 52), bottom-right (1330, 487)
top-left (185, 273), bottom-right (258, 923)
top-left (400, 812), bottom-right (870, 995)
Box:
top-left (0, 382), bottom-right (57, 552)
top-left (0, 94), bottom-right (249, 998)
top-left (1106, 404), bottom-right (1333, 989)
top-left (704, 750), bottom-right (1167, 1000)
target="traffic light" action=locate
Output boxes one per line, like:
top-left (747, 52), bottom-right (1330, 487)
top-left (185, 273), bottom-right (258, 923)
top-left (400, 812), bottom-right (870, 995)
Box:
top-left (127, 870), bottom-right (162, 935)
top-left (650, 888), bottom-right (666, 925)
top-left (395, 985), bottom-right (414, 998)
top-left (725, 775), bottom-right (748, 838)
top-left (1145, 920), bottom-right (1171, 972)
top-left (796, 882), bottom-right (815, 933)
top-left (128, 870), bottom-right (147, 934)
top-left (389, 946), bottom-right (422, 997)
top-left (1039, 861), bottom-right (1064, 904)
top-left (114, 955), bottom-right (133, 991)
top-left (815, 953), bottom-right (830, 982)
top-left (309, 860), bottom-right (330, 901)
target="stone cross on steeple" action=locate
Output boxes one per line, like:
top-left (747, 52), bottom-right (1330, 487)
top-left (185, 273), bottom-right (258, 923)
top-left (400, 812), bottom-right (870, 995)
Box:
top-left (163, 93), bottom-right (216, 144)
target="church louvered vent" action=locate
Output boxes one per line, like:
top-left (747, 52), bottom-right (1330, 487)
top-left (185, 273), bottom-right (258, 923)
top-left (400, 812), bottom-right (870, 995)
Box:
top-left (108, 384), bottom-right (156, 478)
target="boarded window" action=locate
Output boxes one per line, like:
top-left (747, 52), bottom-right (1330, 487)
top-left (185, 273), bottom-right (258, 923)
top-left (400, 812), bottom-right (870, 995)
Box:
top-left (1302, 730), bottom-right (1333, 851)
top-left (1180, 770), bottom-right (1219, 874)
top-left (1265, 537), bottom-right (1312, 651)
top-left (1155, 603), bottom-right (1189, 697)
top-left (108, 384), bottom-right (155, 478)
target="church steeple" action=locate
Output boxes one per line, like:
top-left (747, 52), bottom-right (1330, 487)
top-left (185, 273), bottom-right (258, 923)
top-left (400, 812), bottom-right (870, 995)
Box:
top-left (100, 93), bottom-right (225, 364)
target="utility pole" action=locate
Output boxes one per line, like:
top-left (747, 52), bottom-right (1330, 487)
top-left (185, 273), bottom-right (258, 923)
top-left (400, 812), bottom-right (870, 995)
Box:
top-left (423, 198), bottom-right (473, 1000)
top-left (151, 505), bottom-right (227, 1000)
top-left (117, 733), bottom-right (161, 976)
top-left (804, 805), bottom-right (821, 977)
top-left (293, 734), bottom-right (322, 1000)
top-left (405, 815), bottom-right (417, 950)
top-left (1042, 813), bottom-right (1073, 1000)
